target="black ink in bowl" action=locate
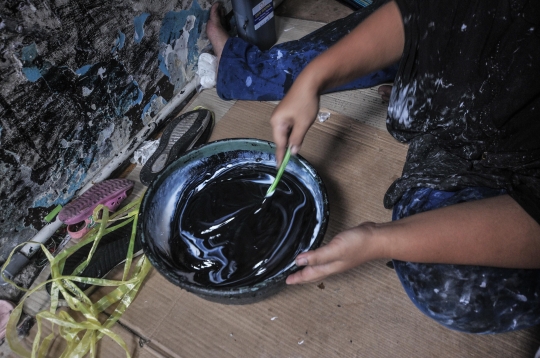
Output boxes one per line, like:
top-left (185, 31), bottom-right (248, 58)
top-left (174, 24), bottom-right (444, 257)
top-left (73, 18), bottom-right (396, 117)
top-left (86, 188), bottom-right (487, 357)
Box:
top-left (139, 138), bottom-right (329, 304)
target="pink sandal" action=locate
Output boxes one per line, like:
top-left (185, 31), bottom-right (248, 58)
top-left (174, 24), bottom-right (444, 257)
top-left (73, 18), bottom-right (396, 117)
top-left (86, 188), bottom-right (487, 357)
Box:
top-left (58, 179), bottom-right (135, 240)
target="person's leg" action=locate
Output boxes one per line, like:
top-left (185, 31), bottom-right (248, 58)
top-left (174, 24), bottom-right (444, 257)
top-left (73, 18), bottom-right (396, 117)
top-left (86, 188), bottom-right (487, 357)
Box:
top-left (206, 3), bottom-right (229, 63)
top-left (392, 187), bottom-right (540, 333)
top-left (209, 1), bottom-right (397, 101)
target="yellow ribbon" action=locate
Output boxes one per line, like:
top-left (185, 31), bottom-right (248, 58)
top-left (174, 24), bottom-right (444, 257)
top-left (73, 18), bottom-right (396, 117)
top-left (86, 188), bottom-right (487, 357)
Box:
top-left (2, 194), bottom-right (152, 358)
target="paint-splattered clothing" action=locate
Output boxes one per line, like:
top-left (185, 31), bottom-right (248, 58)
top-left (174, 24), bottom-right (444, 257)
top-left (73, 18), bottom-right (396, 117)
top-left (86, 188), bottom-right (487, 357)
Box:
top-left (216, 0), bottom-right (397, 101)
top-left (386, 0), bottom-right (540, 334)
top-left (393, 187), bottom-right (540, 333)
top-left (385, 0), bottom-right (540, 224)
top-left (215, 0), bottom-right (540, 334)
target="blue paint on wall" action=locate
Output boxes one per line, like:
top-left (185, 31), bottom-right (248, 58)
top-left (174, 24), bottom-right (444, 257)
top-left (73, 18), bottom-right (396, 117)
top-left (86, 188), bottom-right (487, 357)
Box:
top-left (20, 58), bottom-right (146, 211)
top-left (140, 94), bottom-right (168, 120)
top-left (133, 80), bottom-right (144, 106)
top-left (21, 43), bottom-right (43, 82)
top-left (134, 13), bottom-right (150, 44)
top-left (21, 43), bottom-right (38, 63)
top-left (33, 172), bottom-right (87, 207)
top-left (76, 64), bottom-right (93, 76)
top-left (158, 56), bottom-right (170, 78)
top-left (158, 0), bottom-right (210, 91)
top-left (32, 141), bottom-right (99, 208)
top-left (22, 67), bottom-right (42, 82)
top-left (142, 94), bottom-right (158, 119)
top-left (118, 31), bottom-right (126, 49)
top-left (112, 31), bottom-right (126, 53)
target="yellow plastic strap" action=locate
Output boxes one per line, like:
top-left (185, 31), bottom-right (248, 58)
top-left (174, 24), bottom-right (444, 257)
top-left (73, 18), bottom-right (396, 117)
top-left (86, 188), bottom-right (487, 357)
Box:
top-left (2, 194), bottom-right (152, 358)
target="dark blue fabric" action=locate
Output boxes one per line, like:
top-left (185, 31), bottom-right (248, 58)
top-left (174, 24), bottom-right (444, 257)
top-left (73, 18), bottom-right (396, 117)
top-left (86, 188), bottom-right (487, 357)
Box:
top-left (216, 1), bottom-right (398, 101)
top-left (392, 187), bottom-right (540, 333)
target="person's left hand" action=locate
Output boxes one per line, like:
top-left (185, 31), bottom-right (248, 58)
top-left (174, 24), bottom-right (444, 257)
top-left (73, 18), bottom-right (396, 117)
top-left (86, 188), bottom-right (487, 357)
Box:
top-left (286, 222), bottom-right (384, 285)
top-left (270, 75), bottom-right (320, 167)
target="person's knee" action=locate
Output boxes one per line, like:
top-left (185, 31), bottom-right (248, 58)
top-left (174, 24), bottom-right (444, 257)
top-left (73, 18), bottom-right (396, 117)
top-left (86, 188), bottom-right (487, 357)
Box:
top-left (393, 260), bottom-right (540, 333)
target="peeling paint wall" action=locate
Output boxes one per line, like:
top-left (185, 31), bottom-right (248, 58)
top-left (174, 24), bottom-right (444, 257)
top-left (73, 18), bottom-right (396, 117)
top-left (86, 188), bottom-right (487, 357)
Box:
top-left (0, 0), bottom-right (226, 259)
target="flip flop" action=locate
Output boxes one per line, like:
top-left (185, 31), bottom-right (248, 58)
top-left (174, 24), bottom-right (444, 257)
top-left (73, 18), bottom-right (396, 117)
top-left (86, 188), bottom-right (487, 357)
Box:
top-left (45, 222), bottom-right (143, 303)
top-left (58, 179), bottom-right (134, 240)
top-left (140, 108), bottom-right (214, 186)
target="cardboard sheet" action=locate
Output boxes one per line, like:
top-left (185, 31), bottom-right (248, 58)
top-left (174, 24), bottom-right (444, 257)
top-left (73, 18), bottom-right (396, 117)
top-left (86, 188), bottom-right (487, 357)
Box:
top-left (54, 100), bottom-right (537, 357)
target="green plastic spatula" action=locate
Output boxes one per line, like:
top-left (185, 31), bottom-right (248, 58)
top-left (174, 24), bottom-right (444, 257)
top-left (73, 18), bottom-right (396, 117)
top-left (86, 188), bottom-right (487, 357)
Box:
top-left (266, 147), bottom-right (292, 197)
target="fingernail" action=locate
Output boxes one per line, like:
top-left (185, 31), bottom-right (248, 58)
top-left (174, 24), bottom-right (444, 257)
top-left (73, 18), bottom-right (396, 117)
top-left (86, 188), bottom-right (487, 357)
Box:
top-left (290, 145), bottom-right (299, 155)
top-left (286, 277), bottom-right (292, 285)
top-left (296, 257), bottom-right (307, 266)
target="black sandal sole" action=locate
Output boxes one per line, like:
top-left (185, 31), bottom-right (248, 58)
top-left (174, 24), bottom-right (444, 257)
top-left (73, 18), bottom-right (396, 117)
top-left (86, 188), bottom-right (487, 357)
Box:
top-left (140, 109), bottom-right (214, 186)
top-left (46, 222), bottom-right (142, 300)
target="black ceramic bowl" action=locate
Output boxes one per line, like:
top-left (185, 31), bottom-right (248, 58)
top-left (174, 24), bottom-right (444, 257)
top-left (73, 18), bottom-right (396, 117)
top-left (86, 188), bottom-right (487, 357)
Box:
top-left (138, 138), bottom-right (329, 304)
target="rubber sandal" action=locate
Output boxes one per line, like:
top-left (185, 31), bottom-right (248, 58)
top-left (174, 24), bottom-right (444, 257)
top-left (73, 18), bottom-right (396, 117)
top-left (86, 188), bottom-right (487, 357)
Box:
top-left (58, 179), bottom-right (135, 239)
top-left (66, 218), bottom-right (95, 240)
top-left (140, 108), bottom-right (214, 186)
top-left (45, 222), bottom-right (142, 302)
top-left (0, 300), bottom-right (15, 340)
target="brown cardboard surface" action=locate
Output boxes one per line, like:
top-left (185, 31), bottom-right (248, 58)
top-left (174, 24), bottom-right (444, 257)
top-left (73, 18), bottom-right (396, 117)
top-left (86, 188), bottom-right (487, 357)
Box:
top-left (18, 99), bottom-right (540, 357)
top-left (104, 101), bottom-right (540, 357)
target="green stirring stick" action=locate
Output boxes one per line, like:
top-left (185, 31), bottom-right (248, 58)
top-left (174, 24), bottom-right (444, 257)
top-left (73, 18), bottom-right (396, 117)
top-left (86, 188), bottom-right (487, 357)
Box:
top-left (266, 147), bottom-right (292, 197)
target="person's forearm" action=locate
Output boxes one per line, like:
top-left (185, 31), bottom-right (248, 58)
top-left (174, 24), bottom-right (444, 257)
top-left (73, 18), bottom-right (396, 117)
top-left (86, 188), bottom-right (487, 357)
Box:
top-left (269, 1), bottom-right (404, 165)
top-left (295, 1), bottom-right (404, 96)
top-left (373, 195), bottom-right (540, 269)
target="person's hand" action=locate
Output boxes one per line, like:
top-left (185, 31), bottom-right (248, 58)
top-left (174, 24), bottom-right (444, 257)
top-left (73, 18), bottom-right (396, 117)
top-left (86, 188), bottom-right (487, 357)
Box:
top-left (270, 78), bottom-right (320, 166)
top-left (286, 222), bottom-right (384, 285)
top-left (377, 84), bottom-right (392, 102)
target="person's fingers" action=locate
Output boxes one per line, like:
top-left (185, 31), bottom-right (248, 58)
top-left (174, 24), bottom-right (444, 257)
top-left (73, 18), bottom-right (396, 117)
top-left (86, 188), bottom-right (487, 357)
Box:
top-left (271, 117), bottom-right (292, 167)
top-left (377, 84), bottom-right (392, 95)
top-left (285, 238), bottom-right (350, 284)
top-left (377, 85), bottom-right (392, 102)
top-left (287, 255), bottom-right (349, 284)
top-left (270, 87), bottom-right (319, 165)
top-left (287, 116), bottom-right (313, 156)
top-left (295, 238), bottom-right (345, 267)
top-left (286, 264), bottom-right (338, 284)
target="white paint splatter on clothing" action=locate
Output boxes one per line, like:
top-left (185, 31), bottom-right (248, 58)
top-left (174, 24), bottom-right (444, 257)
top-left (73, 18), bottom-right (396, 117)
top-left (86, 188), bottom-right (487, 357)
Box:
top-left (388, 82), bottom-right (416, 128)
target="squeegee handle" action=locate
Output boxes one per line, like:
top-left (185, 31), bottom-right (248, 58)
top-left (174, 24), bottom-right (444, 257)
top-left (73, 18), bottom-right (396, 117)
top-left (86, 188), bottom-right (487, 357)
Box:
top-left (0, 252), bottom-right (30, 285)
top-left (0, 218), bottom-right (63, 286)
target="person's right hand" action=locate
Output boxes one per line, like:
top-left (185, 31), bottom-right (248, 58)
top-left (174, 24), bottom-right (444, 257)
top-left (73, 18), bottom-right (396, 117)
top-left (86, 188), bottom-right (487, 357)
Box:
top-left (270, 78), bottom-right (320, 166)
top-left (286, 222), bottom-right (383, 285)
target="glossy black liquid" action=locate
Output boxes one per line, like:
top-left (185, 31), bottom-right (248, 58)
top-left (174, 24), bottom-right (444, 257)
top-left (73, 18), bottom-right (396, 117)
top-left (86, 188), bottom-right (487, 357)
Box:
top-left (169, 164), bottom-right (317, 287)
